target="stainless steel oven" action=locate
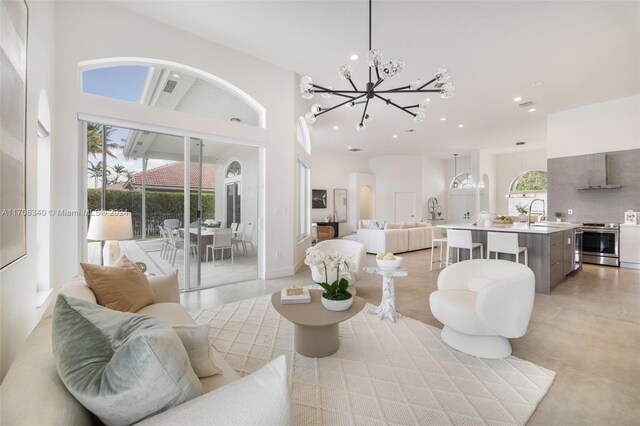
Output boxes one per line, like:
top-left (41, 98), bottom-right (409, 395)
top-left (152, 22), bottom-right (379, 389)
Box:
top-left (581, 223), bottom-right (619, 267)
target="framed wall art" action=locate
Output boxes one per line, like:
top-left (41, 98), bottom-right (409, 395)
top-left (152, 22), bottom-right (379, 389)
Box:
top-left (1, 0), bottom-right (28, 269)
top-left (333, 188), bottom-right (347, 223)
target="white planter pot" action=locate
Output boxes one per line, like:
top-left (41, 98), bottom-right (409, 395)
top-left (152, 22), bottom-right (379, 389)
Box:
top-left (321, 295), bottom-right (353, 311)
top-left (556, 218), bottom-right (562, 222)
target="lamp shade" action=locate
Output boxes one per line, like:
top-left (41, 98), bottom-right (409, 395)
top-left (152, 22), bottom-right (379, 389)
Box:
top-left (87, 211), bottom-right (133, 241)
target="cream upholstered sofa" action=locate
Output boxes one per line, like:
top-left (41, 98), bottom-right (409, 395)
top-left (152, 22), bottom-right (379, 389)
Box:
top-left (0, 274), bottom-right (242, 425)
top-left (356, 221), bottom-right (441, 254)
top-left (429, 259), bottom-right (535, 359)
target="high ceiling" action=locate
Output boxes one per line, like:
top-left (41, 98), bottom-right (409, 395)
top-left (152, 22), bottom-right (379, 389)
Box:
top-left (113, 1), bottom-right (640, 158)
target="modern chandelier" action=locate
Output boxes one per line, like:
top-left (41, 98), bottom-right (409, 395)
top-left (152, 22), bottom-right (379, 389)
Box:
top-left (300, 0), bottom-right (455, 131)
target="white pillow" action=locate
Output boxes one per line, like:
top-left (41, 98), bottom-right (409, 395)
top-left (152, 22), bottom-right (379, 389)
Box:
top-left (370, 220), bottom-right (386, 230)
top-left (359, 220), bottom-right (371, 229)
top-left (416, 221), bottom-right (431, 227)
top-left (172, 324), bottom-right (221, 378)
top-left (385, 223), bottom-right (400, 230)
top-left (137, 356), bottom-right (291, 426)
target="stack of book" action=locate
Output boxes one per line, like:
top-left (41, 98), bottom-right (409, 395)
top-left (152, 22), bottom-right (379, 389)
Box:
top-left (280, 286), bottom-right (311, 304)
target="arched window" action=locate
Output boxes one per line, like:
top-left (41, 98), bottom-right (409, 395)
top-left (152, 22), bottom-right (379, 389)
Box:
top-left (507, 170), bottom-right (548, 216)
top-left (224, 160), bottom-right (242, 228)
top-left (509, 170), bottom-right (548, 192)
top-left (79, 58), bottom-right (266, 128)
top-left (226, 161), bottom-right (241, 178)
top-left (450, 172), bottom-right (475, 189)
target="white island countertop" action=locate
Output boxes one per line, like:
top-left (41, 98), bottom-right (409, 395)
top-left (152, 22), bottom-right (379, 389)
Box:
top-left (437, 222), bottom-right (582, 234)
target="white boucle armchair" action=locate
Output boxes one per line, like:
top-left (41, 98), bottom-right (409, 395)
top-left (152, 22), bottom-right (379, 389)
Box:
top-left (310, 239), bottom-right (366, 283)
top-left (429, 259), bottom-right (535, 359)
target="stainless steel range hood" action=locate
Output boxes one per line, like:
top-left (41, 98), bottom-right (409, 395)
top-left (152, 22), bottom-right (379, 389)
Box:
top-left (577, 153), bottom-right (621, 190)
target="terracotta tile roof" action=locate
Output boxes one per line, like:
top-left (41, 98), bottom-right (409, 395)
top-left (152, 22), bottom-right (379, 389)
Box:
top-left (129, 162), bottom-right (215, 191)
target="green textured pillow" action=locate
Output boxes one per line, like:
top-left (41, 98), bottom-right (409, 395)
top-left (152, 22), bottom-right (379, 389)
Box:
top-left (52, 294), bottom-right (203, 426)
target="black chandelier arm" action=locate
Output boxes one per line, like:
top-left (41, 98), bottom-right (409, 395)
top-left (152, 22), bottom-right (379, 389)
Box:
top-left (384, 84), bottom-right (411, 92)
top-left (404, 104), bottom-right (420, 109)
top-left (376, 89), bottom-right (443, 93)
top-left (374, 94), bottom-right (416, 117)
top-left (348, 78), bottom-right (358, 92)
top-left (316, 93), bottom-right (367, 117)
top-left (359, 98), bottom-right (370, 125)
top-left (418, 77), bottom-right (438, 90)
top-left (311, 84), bottom-right (357, 100)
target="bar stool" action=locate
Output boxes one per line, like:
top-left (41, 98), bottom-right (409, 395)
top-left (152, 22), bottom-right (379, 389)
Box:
top-left (446, 230), bottom-right (483, 266)
top-left (487, 232), bottom-right (528, 266)
top-left (430, 230), bottom-right (451, 271)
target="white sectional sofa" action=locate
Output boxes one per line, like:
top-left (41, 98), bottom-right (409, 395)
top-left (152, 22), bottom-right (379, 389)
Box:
top-left (356, 221), bottom-right (442, 254)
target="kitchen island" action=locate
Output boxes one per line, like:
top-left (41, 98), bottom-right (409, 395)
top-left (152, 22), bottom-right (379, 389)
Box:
top-left (438, 223), bottom-right (582, 294)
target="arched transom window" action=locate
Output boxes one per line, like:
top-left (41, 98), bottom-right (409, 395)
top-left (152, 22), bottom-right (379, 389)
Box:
top-left (509, 170), bottom-right (548, 192)
top-left (450, 172), bottom-right (475, 189)
top-left (226, 161), bottom-right (241, 178)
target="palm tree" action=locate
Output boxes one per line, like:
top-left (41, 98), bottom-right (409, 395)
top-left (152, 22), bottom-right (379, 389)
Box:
top-left (110, 164), bottom-right (127, 184)
top-left (87, 123), bottom-right (121, 159)
top-left (88, 161), bottom-right (110, 188)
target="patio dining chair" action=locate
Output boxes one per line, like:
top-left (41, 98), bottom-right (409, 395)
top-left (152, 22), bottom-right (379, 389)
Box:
top-left (240, 223), bottom-right (255, 254)
top-left (157, 225), bottom-right (169, 259)
top-left (163, 219), bottom-right (181, 230)
top-left (232, 223), bottom-right (245, 253)
top-left (206, 228), bottom-right (234, 267)
top-left (230, 222), bottom-right (239, 236)
top-left (166, 227), bottom-right (197, 266)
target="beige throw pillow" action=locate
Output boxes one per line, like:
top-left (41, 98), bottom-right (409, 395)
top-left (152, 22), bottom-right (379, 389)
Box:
top-left (172, 324), bottom-right (221, 378)
top-left (80, 258), bottom-right (155, 313)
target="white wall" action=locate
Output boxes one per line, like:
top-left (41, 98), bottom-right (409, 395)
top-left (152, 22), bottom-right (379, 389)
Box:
top-left (495, 149), bottom-right (547, 214)
top-left (52, 1), bottom-right (297, 286)
top-left (547, 94), bottom-right (640, 158)
top-left (310, 149), bottom-right (370, 235)
top-left (0, 0), bottom-right (57, 380)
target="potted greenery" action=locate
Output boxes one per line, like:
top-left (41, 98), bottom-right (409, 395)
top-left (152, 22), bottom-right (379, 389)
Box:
top-left (554, 211), bottom-right (563, 222)
top-left (515, 204), bottom-right (528, 222)
top-left (304, 248), bottom-right (355, 311)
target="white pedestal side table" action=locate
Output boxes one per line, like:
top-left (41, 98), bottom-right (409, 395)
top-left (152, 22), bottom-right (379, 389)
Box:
top-left (363, 266), bottom-right (408, 323)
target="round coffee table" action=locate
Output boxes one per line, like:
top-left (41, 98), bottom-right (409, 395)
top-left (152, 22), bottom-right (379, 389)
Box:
top-left (271, 289), bottom-right (365, 357)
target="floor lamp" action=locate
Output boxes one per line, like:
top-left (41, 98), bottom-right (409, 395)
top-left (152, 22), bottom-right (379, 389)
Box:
top-left (87, 211), bottom-right (133, 266)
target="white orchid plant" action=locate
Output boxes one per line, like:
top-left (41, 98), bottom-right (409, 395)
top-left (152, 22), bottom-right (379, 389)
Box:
top-left (304, 247), bottom-right (355, 301)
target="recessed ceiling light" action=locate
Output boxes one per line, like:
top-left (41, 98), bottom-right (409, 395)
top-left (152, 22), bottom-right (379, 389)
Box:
top-left (458, 124), bottom-right (464, 128)
top-left (348, 146), bottom-right (362, 152)
top-left (392, 134), bottom-right (398, 138)
top-left (532, 81), bottom-right (544, 87)
top-left (513, 96), bottom-right (522, 102)
top-left (440, 117), bottom-right (447, 121)
top-left (350, 53), bottom-right (359, 61)
top-left (333, 125), bottom-right (339, 130)
top-left (230, 117), bottom-right (241, 123)
top-left (528, 108), bottom-right (537, 113)
top-left (172, 73), bottom-right (180, 79)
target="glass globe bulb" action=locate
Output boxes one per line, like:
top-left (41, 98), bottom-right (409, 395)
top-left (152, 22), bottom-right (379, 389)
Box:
top-left (435, 68), bottom-right (450, 83)
top-left (300, 75), bottom-right (314, 99)
top-left (367, 49), bottom-right (383, 68)
top-left (338, 64), bottom-right (353, 81)
top-left (356, 122), bottom-right (366, 132)
top-left (380, 61), bottom-right (394, 79)
top-left (409, 79), bottom-right (423, 90)
top-left (321, 86), bottom-right (333, 99)
top-left (414, 111), bottom-right (426, 123)
top-left (305, 111), bottom-right (316, 125)
top-left (418, 98), bottom-right (430, 110)
top-left (311, 104), bottom-right (322, 114)
top-left (394, 60), bottom-right (405, 76)
top-left (440, 82), bottom-right (455, 99)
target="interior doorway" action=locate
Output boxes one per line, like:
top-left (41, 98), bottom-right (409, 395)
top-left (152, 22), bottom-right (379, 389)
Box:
top-left (394, 192), bottom-right (416, 223)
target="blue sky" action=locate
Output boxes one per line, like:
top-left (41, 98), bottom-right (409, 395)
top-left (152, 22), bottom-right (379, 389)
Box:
top-left (84, 66), bottom-right (171, 186)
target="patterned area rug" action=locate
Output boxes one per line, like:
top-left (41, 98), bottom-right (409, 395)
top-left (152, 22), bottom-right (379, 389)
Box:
top-left (193, 296), bottom-right (555, 425)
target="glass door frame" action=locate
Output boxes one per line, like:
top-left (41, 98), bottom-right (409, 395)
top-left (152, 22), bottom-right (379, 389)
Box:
top-left (78, 114), bottom-right (264, 291)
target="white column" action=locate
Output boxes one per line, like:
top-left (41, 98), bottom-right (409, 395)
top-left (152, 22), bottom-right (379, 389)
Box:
top-left (183, 136), bottom-right (191, 290)
top-left (141, 158), bottom-right (147, 240)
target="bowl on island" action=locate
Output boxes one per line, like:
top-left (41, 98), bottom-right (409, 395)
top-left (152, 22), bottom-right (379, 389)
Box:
top-left (376, 256), bottom-right (403, 270)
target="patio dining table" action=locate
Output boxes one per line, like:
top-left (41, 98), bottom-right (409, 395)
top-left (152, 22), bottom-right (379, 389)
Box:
top-left (189, 228), bottom-right (231, 262)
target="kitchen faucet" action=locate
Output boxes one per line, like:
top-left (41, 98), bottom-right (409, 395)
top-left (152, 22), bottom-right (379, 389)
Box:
top-left (528, 198), bottom-right (546, 227)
